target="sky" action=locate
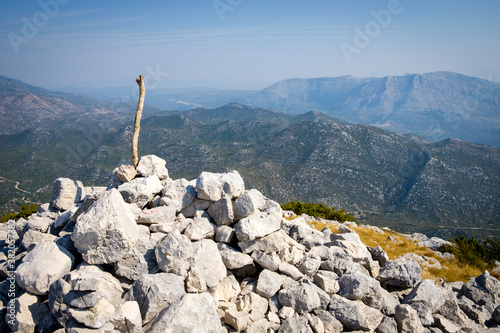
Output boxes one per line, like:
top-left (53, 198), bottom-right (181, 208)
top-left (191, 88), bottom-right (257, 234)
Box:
top-left (0, 0), bottom-right (499, 90)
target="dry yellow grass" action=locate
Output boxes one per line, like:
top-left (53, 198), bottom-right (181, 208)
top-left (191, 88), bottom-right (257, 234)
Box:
top-left (306, 219), bottom-right (493, 283)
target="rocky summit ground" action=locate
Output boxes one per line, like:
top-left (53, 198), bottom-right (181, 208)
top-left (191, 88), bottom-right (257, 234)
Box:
top-left (1, 154), bottom-right (500, 332)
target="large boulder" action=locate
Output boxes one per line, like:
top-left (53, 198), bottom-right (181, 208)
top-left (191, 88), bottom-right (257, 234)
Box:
top-left (218, 243), bottom-right (254, 270)
top-left (160, 178), bottom-right (196, 211)
top-left (239, 229), bottom-right (291, 254)
top-left (6, 292), bottom-right (50, 332)
top-left (403, 279), bottom-right (446, 313)
top-left (137, 206), bottom-right (177, 225)
top-left (54, 265), bottom-right (124, 329)
top-left (395, 304), bottom-right (425, 333)
top-left (278, 317), bottom-right (313, 333)
top-left (15, 242), bottom-right (74, 295)
top-left (195, 171), bottom-right (245, 202)
top-left (329, 232), bottom-right (373, 269)
top-left (113, 164), bottom-right (137, 183)
top-left (328, 294), bottom-right (384, 332)
top-left (124, 273), bottom-right (185, 324)
top-left (143, 293), bottom-right (222, 332)
top-left (51, 178), bottom-right (85, 211)
top-left (459, 270), bottom-right (500, 310)
top-left (377, 257), bottom-right (422, 290)
top-left (136, 155), bottom-right (169, 179)
top-left (256, 269), bottom-right (284, 298)
top-left (118, 175), bottom-right (163, 208)
top-left (234, 200), bottom-right (283, 242)
top-left (233, 189), bottom-right (266, 220)
top-left (155, 231), bottom-right (193, 277)
top-left (207, 195), bottom-right (234, 225)
top-left (338, 271), bottom-right (399, 315)
top-left (188, 240), bottom-right (227, 291)
top-left (72, 189), bottom-right (138, 264)
top-left (278, 283), bottom-right (321, 314)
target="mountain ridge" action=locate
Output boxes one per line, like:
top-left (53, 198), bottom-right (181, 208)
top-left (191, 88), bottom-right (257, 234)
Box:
top-left (1, 102), bottom-right (498, 240)
top-left (54, 71), bottom-right (500, 147)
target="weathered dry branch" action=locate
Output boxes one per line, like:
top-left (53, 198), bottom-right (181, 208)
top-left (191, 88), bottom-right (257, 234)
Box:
top-left (132, 75), bottom-right (145, 168)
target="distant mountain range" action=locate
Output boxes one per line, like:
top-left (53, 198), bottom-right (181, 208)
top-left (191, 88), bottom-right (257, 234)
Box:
top-left (0, 74), bottom-right (499, 240)
top-left (63, 72), bottom-right (500, 148)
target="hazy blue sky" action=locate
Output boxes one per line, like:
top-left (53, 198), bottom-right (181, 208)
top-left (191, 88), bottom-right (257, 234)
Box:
top-left (1, 0), bottom-right (499, 89)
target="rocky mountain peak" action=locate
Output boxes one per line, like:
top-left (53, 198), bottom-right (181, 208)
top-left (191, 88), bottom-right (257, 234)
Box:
top-left (1, 154), bottom-right (499, 332)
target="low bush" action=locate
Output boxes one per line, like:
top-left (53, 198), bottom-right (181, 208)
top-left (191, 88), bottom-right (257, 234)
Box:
top-left (0, 203), bottom-right (39, 223)
top-left (281, 200), bottom-right (356, 223)
top-left (440, 235), bottom-right (500, 272)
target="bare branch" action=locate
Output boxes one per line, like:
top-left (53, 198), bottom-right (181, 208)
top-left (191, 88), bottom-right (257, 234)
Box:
top-left (132, 75), bottom-right (145, 168)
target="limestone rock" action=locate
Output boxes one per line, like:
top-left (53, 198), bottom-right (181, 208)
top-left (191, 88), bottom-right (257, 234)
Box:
top-left (191, 239), bottom-right (227, 290)
top-left (124, 273), bottom-right (185, 324)
top-left (137, 206), bottom-right (177, 225)
top-left (215, 225), bottom-right (235, 243)
top-left (114, 247), bottom-right (149, 281)
top-left (212, 275), bottom-right (241, 302)
top-left (15, 242), bottom-right (74, 295)
top-left (246, 318), bottom-right (271, 333)
top-left (256, 269), bottom-right (284, 298)
top-left (279, 283), bottom-right (321, 314)
top-left (195, 171), bottom-right (245, 202)
top-left (136, 155), bottom-right (169, 179)
top-left (338, 271), bottom-right (399, 315)
top-left (395, 304), bottom-right (425, 333)
top-left (155, 231), bottom-right (193, 277)
top-left (252, 250), bottom-right (281, 271)
top-left (6, 292), bottom-right (50, 332)
top-left (218, 243), bottom-right (254, 270)
top-left (20, 216), bottom-right (52, 237)
top-left (433, 314), bottom-right (461, 333)
top-left (122, 301), bottom-right (143, 333)
top-left (315, 309), bottom-right (343, 333)
top-left (72, 189), bottom-right (138, 264)
top-left (235, 203), bottom-right (282, 242)
top-left (160, 178), bottom-right (196, 211)
top-left (114, 165), bottom-right (137, 183)
top-left (313, 270), bottom-right (340, 295)
top-left (279, 262), bottom-right (304, 281)
top-left (184, 216), bottom-right (216, 241)
top-left (68, 297), bottom-right (115, 329)
top-left (278, 317), bottom-right (313, 333)
top-left (233, 189), bottom-right (266, 219)
top-left (20, 229), bottom-right (57, 251)
top-left (403, 279), bottom-right (446, 313)
top-left (376, 316), bottom-right (398, 333)
top-left (368, 246), bottom-right (389, 267)
top-left (225, 309), bottom-right (253, 331)
top-left (328, 294), bottom-right (384, 332)
top-left (51, 178), bottom-right (85, 211)
top-left (298, 255), bottom-right (322, 277)
top-left (329, 232), bottom-right (373, 268)
top-left (459, 270), bottom-right (500, 310)
top-left (239, 229), bottom-right (290, 254)
top-left (118, 175), bottom-right (163, 208)
top-left (410, 301), bottom-right (434, 327)
top-left (143, 293), bottom-right (222, 332)
top-left (377, 257), bottom-right (422, 290)
top-left (49, 278), bottom-right (72, 326)
top-left (208, 195), bottom-right (234, 225)
top-left (37, 202), bottom-right (60, 219)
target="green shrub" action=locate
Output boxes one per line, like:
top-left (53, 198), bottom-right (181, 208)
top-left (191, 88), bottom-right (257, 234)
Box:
top-left (440, 235), bottom-right (500, 272)
top-left (281, 200), bottom-right (356, 223)
top-left (0, 203), bottom-right (39, 223)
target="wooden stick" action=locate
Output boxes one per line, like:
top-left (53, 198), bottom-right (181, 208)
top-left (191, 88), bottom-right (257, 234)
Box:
top-left (132, 75), bottom-right (145, 168)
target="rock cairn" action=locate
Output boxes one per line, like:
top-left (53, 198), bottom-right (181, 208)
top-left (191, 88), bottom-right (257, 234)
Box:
top-left (1, 154), bottom-right (500, 332)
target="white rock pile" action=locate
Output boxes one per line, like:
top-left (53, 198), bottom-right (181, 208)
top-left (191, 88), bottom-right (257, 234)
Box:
top-left (1, 154), bottom-right (500, 332)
